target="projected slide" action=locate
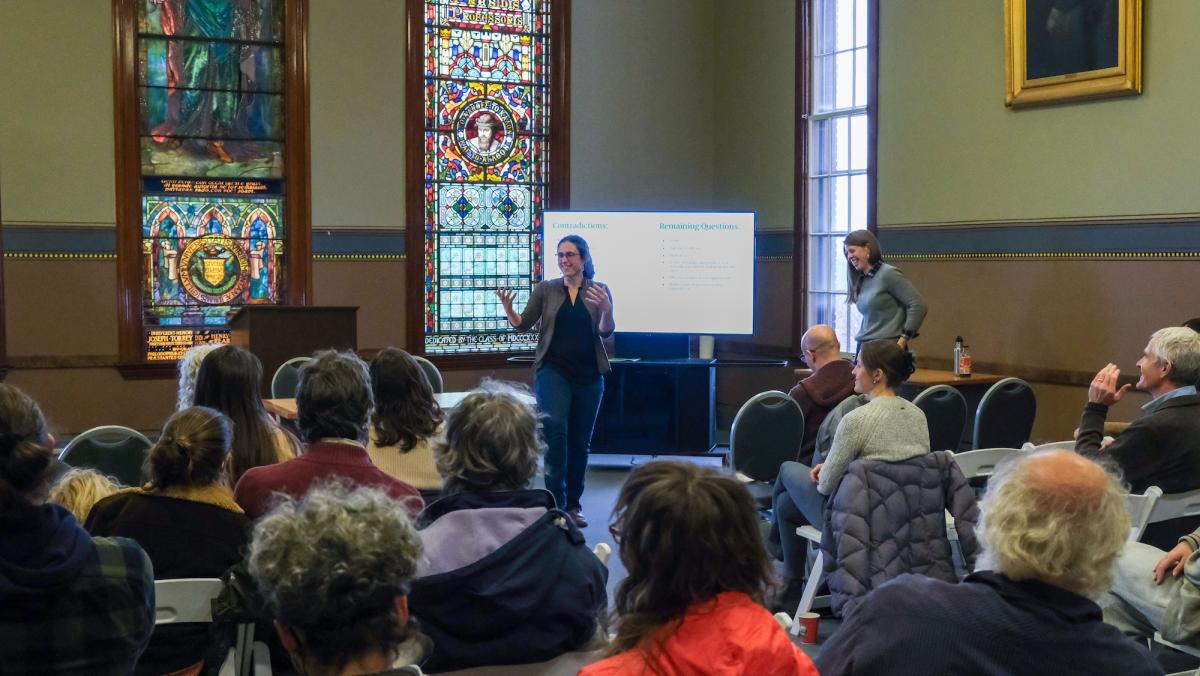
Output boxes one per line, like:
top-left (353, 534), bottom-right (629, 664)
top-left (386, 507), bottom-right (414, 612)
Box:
top-left (544, 211), bottom-right (755, 335)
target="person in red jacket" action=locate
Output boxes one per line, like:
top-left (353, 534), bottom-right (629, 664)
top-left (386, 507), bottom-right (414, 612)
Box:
top-left (582, 461), bottom-right (818, 676)
top-left (789, 325), bottom-right (855, 465)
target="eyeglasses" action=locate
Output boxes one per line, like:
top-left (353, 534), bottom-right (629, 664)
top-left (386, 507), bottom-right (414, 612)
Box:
top-left (556, 252), bottom-right (580, 259)
top-left (608, 523), bottom-right (622, 545)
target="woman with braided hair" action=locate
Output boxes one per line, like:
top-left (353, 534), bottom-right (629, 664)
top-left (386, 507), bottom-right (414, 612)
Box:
top-left (87, 406), bottom-right (250, 675)
top-left (0, 383), bottom-right (155, 674)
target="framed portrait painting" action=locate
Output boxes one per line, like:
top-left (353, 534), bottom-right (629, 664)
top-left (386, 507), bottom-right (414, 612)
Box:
top-left (1005, 0), bottom-right (1142, 108)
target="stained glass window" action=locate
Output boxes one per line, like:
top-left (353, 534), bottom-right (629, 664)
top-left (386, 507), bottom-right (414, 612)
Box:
top-left (420, 0), bottom-right (553, 355)
top-left (132, 0), bottom-right (289, 361)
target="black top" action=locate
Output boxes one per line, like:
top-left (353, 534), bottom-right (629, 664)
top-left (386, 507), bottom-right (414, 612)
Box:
top-left (816, 571), bottom-right (1161, 676)
top-left (87, 492), bottom-right (250, 675)
top-left (542, 289), bottom-right (599, 384)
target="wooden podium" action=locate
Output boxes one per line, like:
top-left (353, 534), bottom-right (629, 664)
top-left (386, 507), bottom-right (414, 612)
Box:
top-left (229, 306), bottom-right (358, 392)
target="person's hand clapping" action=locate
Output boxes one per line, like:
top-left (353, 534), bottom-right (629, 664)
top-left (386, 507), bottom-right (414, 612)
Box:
top-left (809, 464), bottom-right (822, 484)
top-left (584, 286), bottom-right (612, 315)
top-left (1154, 540), bottom-right (1195, 585)
top-left (1088, 363), bottom-right (1132, 406)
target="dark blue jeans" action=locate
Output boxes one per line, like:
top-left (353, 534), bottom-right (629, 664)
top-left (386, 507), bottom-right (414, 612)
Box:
top-left (535, 365), bottom-right (604, 511)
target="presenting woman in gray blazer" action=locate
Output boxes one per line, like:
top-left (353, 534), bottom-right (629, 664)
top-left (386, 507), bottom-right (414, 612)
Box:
top-left (496, 235), bottom-right (615, 527)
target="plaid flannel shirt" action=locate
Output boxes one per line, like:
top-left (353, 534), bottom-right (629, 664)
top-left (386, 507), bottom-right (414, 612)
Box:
top-left (0, 536), bottom-right (155, 675)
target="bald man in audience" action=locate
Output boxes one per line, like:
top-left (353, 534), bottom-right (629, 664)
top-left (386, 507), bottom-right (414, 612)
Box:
top-left (789, 325), bottom-right (854, 465)
top-left (818, 450), bottom-right (1161, 675)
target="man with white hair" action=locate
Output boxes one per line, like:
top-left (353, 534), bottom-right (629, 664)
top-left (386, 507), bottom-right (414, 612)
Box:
top-left (817, 450), bottom-right (1161, 675)
top-left (1076, 327), bottom-right (1200, 497)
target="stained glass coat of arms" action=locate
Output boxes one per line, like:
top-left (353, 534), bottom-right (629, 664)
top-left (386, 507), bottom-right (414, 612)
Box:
top-left (135, 0), bottom-right (288, 360)
top-left (422, 0), bottom-right (551, 355)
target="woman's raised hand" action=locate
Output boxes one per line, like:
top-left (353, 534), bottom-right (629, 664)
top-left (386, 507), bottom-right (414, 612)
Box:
top-left (584, 286), bottom-right (612, 314)
top-left (495, 288), bottom-right (516, 310)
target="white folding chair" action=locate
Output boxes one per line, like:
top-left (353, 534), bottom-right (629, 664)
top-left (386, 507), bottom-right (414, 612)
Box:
top-left (154, 578), bottom-right (272, 676)
top-left (1147, 487), bottom-right (1200, 526)
top-left (952, 447), bottom-right (1022, 480)
top-left (1021, 440), bottom-right (1076, 452)
top-left (789, 525), bottom-right (830, 636)
top-left (1123, 486), bottom-right (1163, 543)
top-left (1153, 632), bottom-right (1200, 676)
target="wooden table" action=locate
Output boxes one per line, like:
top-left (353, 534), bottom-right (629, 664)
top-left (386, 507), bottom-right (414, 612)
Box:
top-left (907, 369), bottom-right (1006, 388)
top-left (265, 391), bottom-right (475, 421)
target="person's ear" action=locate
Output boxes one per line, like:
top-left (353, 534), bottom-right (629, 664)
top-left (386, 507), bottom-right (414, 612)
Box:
top-left (395, 595), bottom-right (410, 626)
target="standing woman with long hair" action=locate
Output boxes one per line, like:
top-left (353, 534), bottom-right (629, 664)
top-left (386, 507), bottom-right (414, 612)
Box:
top-left (581, 461), bottom-right (817, 676)
top-left (495, 234), bottom-right (614, 527)
top-left (844, 229), bottom-right (927, 354)
top-left (367, 347), bottom-right (446, 495)
top-left (192, 344), bottom-right (298, 485)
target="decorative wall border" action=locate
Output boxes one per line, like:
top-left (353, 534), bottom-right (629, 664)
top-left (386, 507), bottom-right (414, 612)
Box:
top-left (880, 219), bottom-right (1200, 260)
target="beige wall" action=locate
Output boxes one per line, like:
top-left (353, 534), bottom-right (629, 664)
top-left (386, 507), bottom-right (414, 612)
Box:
top-left (712, 0), bottom-right (795, 232)
top-left (878, 0), bottom-right (1200, 226)
top-left (0, 0), bottom-right (115, 226)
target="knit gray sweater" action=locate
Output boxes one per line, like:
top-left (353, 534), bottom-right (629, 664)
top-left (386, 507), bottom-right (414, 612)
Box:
top-left (854, 263), bottom-right (928, 344)
top-left (818, 395), bottom-right (930, 495)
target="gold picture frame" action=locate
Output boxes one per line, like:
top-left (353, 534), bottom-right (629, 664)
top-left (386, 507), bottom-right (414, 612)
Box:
top-left (1005, 0), bottom-right (1142, 108)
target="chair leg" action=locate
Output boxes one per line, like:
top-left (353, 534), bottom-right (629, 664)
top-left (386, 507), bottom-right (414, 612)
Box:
top-left (791, 550), bottom-right (825, 636)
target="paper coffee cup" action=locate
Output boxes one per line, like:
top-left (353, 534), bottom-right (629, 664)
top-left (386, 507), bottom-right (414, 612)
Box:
top-left (797, 612), bottom-right (820, 644)
top-left (698, 335), bottom-right (715, 359)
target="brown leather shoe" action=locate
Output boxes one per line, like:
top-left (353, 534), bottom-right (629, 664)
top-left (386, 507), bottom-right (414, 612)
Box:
top-left (567, 508), bottom-right (589, 528)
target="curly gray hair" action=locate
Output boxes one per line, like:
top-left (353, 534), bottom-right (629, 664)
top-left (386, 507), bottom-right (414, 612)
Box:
top-left (247, 482), bottom-right (423, 668)
top-left (435, 379), bottom-right (543, 493)
top-left (176, 343), bottom-right (222, 411)
top-left (977, 449), bottom-right (1128, 599)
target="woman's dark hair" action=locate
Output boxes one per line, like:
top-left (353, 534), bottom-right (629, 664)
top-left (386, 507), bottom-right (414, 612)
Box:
top-left (145, 407), bottom-right (233, 490)
top-left (607, 461), bottom-right (773, 667)
top-left (0, 384), bottom-right (52, 517)
top-left (858, 339), bottom-right (917, 388)
top-left (844, 229), bottom-right (884, 303)
top-left (370, 348), bottom-right (444, 451)
top-left (297, 350), bottom-right (374, 443)
top-left (192, 345), bottom-right (295, 483)
top-left (558, 234), bottom-right (595, 279)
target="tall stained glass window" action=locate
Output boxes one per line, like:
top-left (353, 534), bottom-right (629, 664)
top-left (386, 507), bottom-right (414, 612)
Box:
top-left (115, 0), bottom-right (310, 365)
top-left (806, 0), bottom-right (871, 350)
top-left (415, 0), bottom-right (558, 356)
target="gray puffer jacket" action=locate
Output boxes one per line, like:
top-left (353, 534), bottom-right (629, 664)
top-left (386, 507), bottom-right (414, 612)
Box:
top-left (820, 451), bottom-right (979, 617)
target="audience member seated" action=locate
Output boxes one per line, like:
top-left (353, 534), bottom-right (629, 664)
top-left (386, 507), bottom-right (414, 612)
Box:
top-left (0, 384), bottom-right (154, 674)
top-left (768, 340), bottom-right (925, 606)
top-left (410, 381), bottom-right (607, 672)
top-left (49, 467), bottom-right (121, 523)
top-left (788, 324), bottom-right (855, 465)
top-left (175, 342), bottom-right (221, 412)
top-left (234, 350), bottom-right (423, 519)
top-left (581, 461), bottom-right (817, 676)
top-left (87, 406), bottom-right (250, 675)
top-left (817, 450), bottom-right (1160, 676)
top-left (193, 344), bottom-right (298, 485)
top-left (1076, 326), bottom-right (1200, 548)
top-left (1103, 523), bottom-right (1200, 645)
top-left (367, 347), bottom-right (446, 496)
top-left (248, 483), bottom-right (431, 676)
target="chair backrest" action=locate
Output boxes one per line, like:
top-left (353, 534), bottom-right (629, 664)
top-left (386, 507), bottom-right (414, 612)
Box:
top-left (912, 385), bottom-right (968, 452)
top-left (730, 391), bottom-right (805, 483)
top-left (155, 578), bottom-right (223, 624)
top-left (1021, 440), bottom-right (1076, 452)
top-left (59, 426), bottom-right (153, 487)
top-left (951, 447), bottom-right (1022, 480)
top-left (973, 378), bottom-right (1036, 449)
top-left (1147, 486), bottom-right (1200, 524)
top-left (1125, 486), bottom-right (1164, 542)
top-left (413, 355), bottom-right (445, 394)
top-left (271, 356), bottom-right (313, 399)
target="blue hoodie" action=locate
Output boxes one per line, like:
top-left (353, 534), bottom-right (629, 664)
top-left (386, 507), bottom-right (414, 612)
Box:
top-left (0, 504), bottom-right (155, 674)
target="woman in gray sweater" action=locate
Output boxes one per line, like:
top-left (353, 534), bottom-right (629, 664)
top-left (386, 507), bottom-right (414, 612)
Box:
top-left (844, 229), bottom-right (927, 354)
top-left (769, 340), bottom-right (929, 607)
